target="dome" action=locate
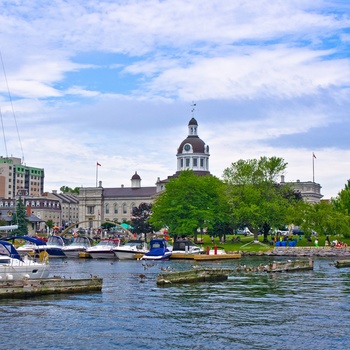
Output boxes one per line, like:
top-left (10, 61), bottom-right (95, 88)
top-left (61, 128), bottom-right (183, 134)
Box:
top-left (131, 171), bottom-right (141, 180)
top-left (177, 137), bottom-right (206, 155)
top-left (188, 117), bottom-right (198, 126)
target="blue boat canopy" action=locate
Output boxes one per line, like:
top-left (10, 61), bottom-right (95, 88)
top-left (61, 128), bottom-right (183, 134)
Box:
top-left (4, 235), bottom-right (47, 246)
top-left (0, 240), bottom-right (22, 260)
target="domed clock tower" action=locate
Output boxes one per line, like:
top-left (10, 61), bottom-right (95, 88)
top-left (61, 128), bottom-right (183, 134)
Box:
top-left (176, 118), bottom-right (210, 175)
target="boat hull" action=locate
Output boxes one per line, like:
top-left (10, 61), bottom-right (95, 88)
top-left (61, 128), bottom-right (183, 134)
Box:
top-left (88, 251), bottom-right (116, 259)
top-left (114, 249), bottom-right (148, 260)
top-left (0, 257), bottom-right (50, 280)
top-left (141, 252), bottom-right (172, 261)
top-left (63, 249), bottom-right (86, 259)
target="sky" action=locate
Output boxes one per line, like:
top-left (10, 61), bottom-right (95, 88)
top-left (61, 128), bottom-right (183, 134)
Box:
top-left (0, 0), bottom-right (349, 199)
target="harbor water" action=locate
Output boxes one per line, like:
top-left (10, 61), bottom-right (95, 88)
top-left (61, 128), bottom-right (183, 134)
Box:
top-left (1, 257), bottom-right (350, 350)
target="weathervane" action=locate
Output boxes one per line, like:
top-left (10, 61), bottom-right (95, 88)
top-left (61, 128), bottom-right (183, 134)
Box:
top-left (191, 101), bottom-right (196, 116)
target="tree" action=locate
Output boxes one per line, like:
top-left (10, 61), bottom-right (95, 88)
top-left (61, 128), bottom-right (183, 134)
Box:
top-left (149, 170), bottom-right (230, 240)
top-left (333, 179), bottom-right (350, 216)
top-left (46, 219), bottom-right (54, 232)
top-left (131, 203), bottom-right (154, 241)
top-left (11, 196), bottom-right (28, 236)
top-left (299, 200), bottom-right (350, 238)
top-left (222, 156), bottom-right (301, 242)
top-left (60, 186), bottom-right (80, 194)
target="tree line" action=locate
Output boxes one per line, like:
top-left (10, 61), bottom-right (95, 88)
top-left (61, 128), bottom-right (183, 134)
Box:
top-left (132, 157), bottom-right (350, 241)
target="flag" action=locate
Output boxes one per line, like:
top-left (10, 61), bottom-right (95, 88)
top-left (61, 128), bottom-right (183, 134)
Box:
top-left (97, 162), bottom-right (101, 166)
top-left (313, 153), bottom-right (316, 159)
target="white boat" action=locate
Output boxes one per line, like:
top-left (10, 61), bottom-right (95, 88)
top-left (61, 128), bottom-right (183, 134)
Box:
top-left (14, 236), bottom-right (47, 257)
top-left (0, 240), bottom-right (50, 280)
top-left (141, 239), bottom-right (172, 261)
top-left (37, 235), bottom-right (70, 258)
top-left (113, 240), bottom-right (148, 260)
top-left (86, 240), bottom-right (119, 259)
top-left (62, 236), bottom-right (93, 258)
top-left (172, 240), bottom-right (204, 255)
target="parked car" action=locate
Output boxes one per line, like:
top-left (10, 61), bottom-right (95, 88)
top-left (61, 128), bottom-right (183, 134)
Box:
top-left (235, 227), bottom-right (253, 236)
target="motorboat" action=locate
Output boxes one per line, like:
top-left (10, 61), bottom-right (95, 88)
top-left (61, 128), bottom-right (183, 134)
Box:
top-left (86, 239), bottom-right (119, 259)
top-left (37, 235), bottom-right (71, 258)
top-left (0, 240), bottom-right (50, 280)
top-left (62, 236), bottom-right (93, 258)
top-left (13, 236), bottom-right (47, 257)
top-left (141, 239), bottom-right (172, 261)
top-left (113, 240), bottom-right (148, 260)
top-left (172, 240), bottom-right (204, 255)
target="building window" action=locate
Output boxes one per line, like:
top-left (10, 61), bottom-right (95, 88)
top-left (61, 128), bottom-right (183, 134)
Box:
top-left (122, 203), bottom-right (127, 214)
top-left (114, 203), bottom-right (118, 214)
top-left (186, 158), bottom-right (190, 167)
top-left (200, 158), bottom-right (204, 167)
top-left (87, 206), bottom-right (94, 215)
top-left (105, 203), bottom-right (109, 214)
top-left (193, 158), bottom-right (197, 167)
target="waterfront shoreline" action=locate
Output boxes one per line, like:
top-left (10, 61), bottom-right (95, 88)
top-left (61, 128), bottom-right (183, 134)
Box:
top-left (237, 247), bottom-right (350, 257)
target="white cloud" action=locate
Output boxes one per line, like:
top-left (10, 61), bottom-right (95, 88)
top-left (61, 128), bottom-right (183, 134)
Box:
top-left (0, 0), bottom-right (348, 200)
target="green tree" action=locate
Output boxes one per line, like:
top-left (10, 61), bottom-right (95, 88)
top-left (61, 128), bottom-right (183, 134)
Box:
top-left (131, 203), bottom-right (154, 241)
top-left (149, 170), bottom-right (230, 240)
top-left (60, 186), bottom-right (80, 194)
top-left (223, 156), bottom-right (300, 242)
top-left (300, 200), bottom-right (350, 238)
top-left (12, 196), bottom-right (28, 236)
top-left (333, 179), bottom-right (350, 216)
top-left (46, 219), bottom-right (54, 232)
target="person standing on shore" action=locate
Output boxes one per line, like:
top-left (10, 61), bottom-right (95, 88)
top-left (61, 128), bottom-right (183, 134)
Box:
top-left (325, 235), bottom-right (330, 246)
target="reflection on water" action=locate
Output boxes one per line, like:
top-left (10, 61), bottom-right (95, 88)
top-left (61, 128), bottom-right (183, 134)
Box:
top-left (1, 257), bottom-right (350, 350)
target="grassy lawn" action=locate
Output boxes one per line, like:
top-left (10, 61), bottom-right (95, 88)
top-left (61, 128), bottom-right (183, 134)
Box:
top-left (194, 234), bottom-right (350, 253)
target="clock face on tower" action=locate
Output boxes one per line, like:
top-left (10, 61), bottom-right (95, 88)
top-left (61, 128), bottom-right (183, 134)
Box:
top-left (184, 144), bottom-right (190, 151)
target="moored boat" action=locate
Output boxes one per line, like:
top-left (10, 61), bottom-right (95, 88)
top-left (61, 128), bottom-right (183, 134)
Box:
top-left (12, 236), bottom-right (47, 257)
top-left (0, 240), bottom-right (50, 280)
top-left (62, 236), bottom-right (93, 258)
top-left (86, 239), bottom-right (119, 259)
top-left (37, 235), bottom-right (70, 258)
top-left (171, 240), bottom-right (204, 255)
top-left (141, 239), bottom-right (172, 261)
top-left (113, 240), bottom-right (148, 260)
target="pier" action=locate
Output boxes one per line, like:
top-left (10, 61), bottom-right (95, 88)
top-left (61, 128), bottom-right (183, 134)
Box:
top-left (0, 276), bottom-right (103, 299)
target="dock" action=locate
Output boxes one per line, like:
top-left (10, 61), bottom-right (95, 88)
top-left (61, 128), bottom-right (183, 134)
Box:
top-left (266, 259), bottom-right (313, 272)
top-left (157, 268), bottom-right (229, 286)
top-left (335, 259), bottom-right (350, 268)
top-left (157, 259), bottom-right (314, 286)
top-left (0, 276), bottom-right (103, 299)
top-left (170, 253), bottom-right (241, 260)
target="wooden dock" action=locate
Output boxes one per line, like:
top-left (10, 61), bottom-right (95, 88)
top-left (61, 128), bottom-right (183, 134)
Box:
top-left (157, 268), bottom-right (229, 286)
top-left (157, 260), bottom-right (314, 286)
top-left (0, 276), bottom-right (103, 299)
top-left (266, 259), bottom-right (313, 272)
top-left (193, 253), bottom-right (241, 261)
top-left (170, 253), bottom-right (241, 260)
top-left (335, 259), bottom-right (350, 268)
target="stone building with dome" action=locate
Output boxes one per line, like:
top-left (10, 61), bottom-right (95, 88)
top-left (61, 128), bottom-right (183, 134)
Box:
top-left (77, 117), bottom-right (323, 230)
top-left (156, 117), bottom-right (210, 192)
top-left (78, 117), bottom-right (210, 229)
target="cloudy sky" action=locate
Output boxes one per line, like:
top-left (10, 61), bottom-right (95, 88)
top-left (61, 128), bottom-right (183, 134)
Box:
top-left (0, 0), bottom-right (349, 199)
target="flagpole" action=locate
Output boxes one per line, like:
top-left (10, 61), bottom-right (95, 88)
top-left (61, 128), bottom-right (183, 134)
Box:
top-left (312, 153), bottom-right (315, 183)
top-left (96, 162), bottom-right (98, 187)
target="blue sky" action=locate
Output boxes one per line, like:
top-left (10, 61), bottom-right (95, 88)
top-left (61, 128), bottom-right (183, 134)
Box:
top-left (0, 0), bottom-right (349, 198)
